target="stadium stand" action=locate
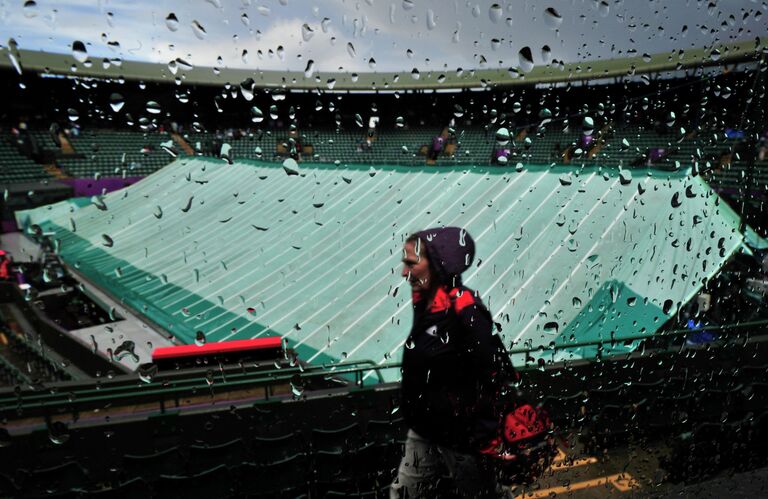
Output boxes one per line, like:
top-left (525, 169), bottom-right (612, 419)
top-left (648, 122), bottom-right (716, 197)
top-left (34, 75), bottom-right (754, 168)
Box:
top-left (0, 3), bottom-right (767, 495)
top-left (0, 134), bottom-right (53, 184)
top-left (57, 129), bottom-right (176, 178)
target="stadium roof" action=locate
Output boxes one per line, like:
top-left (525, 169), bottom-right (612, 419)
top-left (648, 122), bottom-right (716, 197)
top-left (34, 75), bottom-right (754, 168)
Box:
top-left (18, 158), bottom-right (746, 378)
top-left (1, 39), bottom-right (761, 90)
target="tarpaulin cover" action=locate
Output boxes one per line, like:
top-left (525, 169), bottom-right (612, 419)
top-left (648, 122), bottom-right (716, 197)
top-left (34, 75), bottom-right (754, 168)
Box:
top-left (17, 158), bottom-right (745, 376)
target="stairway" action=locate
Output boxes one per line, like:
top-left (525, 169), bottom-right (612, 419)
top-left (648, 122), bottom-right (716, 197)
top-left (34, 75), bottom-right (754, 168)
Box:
top-left (43, 163), bottom-right (69, 179)
top-left (170, 132), bottom-right (195, 156)
top-left (58, 134), bottom-right (75, 154)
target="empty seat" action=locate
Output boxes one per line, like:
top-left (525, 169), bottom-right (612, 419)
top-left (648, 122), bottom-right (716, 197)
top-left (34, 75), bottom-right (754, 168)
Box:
top-left (235, 453), bottom-right (309, 497)
top-left (252, 432), bottom-right (307, 465)
top-left (155, 464), bottom-right (234, 499)
top-left (17, 461), bottom-right (92, 496)
top-left (187, 438), bottom-right (248, 474)
top-left (312, 422), bottom-right (362, 453)
top-left (364, 418), bottom-right (405, 446)
top-left (121, 446), bottom-right (186, 482)
top-left (0, 473), bottom-right (18, 498)
top-left (79, 477), bottom-right (152, 498)
top-left (312, 449), bottom-right (352, 493)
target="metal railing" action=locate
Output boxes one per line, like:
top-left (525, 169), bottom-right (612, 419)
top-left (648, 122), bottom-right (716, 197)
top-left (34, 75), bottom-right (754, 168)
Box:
top-left (2, 318), bottom-right (767, 421)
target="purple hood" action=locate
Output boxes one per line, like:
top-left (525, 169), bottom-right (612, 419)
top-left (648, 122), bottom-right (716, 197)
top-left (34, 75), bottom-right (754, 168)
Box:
top-left (414, 226), bottom-right (475, 286)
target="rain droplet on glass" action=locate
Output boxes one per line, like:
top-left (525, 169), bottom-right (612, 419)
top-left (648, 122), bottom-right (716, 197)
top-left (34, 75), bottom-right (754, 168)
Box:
top-left (518, 46), bottom-right (534, 73)
top-left (72, 40), bottom-right (88, 63)
top-left (191, 20), bottom-right (207, 40)
top-left (544, 7), bottom-right (562, 28)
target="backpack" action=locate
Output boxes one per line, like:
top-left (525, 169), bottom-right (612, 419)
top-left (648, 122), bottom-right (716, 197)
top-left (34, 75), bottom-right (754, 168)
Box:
top-left (449, 291), bottom-right (557, 485)
top-left (478, 388), bottom-right (557, 485)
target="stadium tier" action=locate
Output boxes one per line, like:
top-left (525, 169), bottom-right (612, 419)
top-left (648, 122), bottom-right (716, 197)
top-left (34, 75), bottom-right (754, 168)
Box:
top-left (0, 2), bottom-right (767, 493)
top-left (16, 157), bottom-right (748, 376)
top-left (57, 129), bottom-right (176, 177)
top-left (0, 136), bottom-right (54, 184)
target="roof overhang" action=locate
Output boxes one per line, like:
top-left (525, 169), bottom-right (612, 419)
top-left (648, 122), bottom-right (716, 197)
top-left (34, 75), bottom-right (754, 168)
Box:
top-left (1, 38), bottom-right (762, 91)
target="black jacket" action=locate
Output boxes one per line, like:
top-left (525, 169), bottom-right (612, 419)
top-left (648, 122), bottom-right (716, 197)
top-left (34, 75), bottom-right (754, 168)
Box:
top-left (400, 285), bottom-right (509, 450)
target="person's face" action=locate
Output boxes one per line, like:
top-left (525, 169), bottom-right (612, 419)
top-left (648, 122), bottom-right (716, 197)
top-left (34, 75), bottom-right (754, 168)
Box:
top-left (401, 240), bottom-right (432, 292)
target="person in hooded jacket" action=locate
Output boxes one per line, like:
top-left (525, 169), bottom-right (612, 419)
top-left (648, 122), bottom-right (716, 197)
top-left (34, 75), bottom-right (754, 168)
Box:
top-left (390, 227), bottom-right (514, 499)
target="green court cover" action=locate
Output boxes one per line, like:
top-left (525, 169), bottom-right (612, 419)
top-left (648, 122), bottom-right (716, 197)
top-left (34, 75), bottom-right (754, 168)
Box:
top-left (17, 158), bottom-right (745, 377)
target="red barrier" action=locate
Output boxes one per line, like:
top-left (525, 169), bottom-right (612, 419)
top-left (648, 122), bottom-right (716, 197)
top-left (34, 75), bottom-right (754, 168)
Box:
top-left (152, 337), bottom-right (283, 362)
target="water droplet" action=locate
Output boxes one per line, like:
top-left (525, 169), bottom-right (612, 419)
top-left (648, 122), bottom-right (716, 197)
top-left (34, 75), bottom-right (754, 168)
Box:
top-left (195, 331), bottom-right (207, 346)
top-left (301, 23), bottom-right (314, 41)
top-left (368, 57), bottom-right (376, 69)
top-left (541, 45), bottom-right (552, 64)
top-left (619, 170), bottom-right (632, 185)
top-left (402, 0), bottom-right (415, 10)
top-left (582, 116), bottom-right (594, 135)
top-left (662, 299), bottom-right (674, 315)
top-left (304, 59), bottom-right (315, 78)
top-left (191, 20), bottom-right (207, 40)
top-left (114, 340), bottom-right (138, 362)
top-left (671, 192), bottom-right (682, 208)
top-left (326, 78), bottom-right (337, 90)
top-left (489, 3), bottom-right (503, 23)
top-left (518, 46), bottom-right (534, 73)
top-left (572, 297), bottom-right (582, 309)
top-left (67, 108), bottom-right (79, 122)
top-left (175, 58), bottom-right (193, 71)
top-left (453, 104), bottom-right (464, 118)
top-left (426, 9), bottom-right (437, 30)
top-left (346, 42), bottom-right (356, 58)
top-left (101, 234), bottom-right (114, 247)
top-left (251, 106), bottom-right (264, 123)
top-left (72, 40), bottom-right (88, 63)
top-left (495, 127), bottom-right (510, 145)
top-left (23, 0), bottom-right (38, 18)
top-left (146, 101), bottom-right (161, 115)
top-left (543, 322), bottom-right (559, 334)
top-left (405, 337), bottom-right (415, 349)
top-left (627, 297), bottom-right (637, 307)
top-left (566, 238), bottom-right (579, 252)
top-left (109, 93), bottom-right (124, 112)
top-left (544, 7), bottom-right (562, 28)
top-left (48, 421), bottom-right (70, 445)
top-left (138, 363), bottom-right (158, 383)
top-left (411, 68), bottom-right (420, 80)
top-left (165, 12), bottom-right (179, 31)
top-left (283, 158), bottom-right (299, 176)
top-left (558, 174), bottom-right (572, 186)
top-left (620, 138), bottom-right (630, 151)
top-left (665, 111), bottom-right (676, 127)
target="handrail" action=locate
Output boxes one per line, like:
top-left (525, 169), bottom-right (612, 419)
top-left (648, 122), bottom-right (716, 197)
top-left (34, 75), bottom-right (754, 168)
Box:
top-left (0, 358), bottom-right (385, 407)
top-left (0, 360), bottom-right (397, 418)
top-left (2, 319), bottom-right (766, 419)
top-left (504, 318), bottom-right (768, 355)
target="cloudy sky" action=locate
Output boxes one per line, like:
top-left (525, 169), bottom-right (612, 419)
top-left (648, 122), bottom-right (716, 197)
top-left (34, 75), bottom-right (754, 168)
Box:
top-left (2, 0), bottom-right (766, 73)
